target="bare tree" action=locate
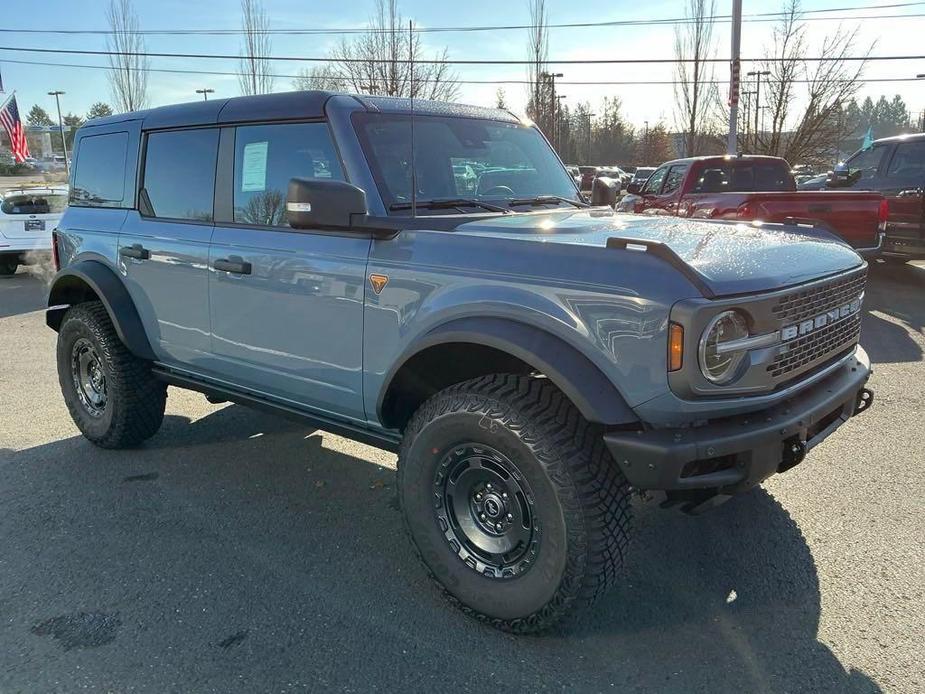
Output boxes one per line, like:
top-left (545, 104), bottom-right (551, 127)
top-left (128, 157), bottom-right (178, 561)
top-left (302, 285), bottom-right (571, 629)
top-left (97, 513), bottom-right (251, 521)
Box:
top-left (311, 0), bottom-right (458, 100)
top-left (238, 0), bottom-right (274, 96)
top-left (292, 65), bottom-right (344, 91)
top-left (754, 0), bottom-right (870, 165)
top-left (674, 0), bottom-right (719, 156)
top-left (525, 0), bottom-right (554, 137)
top-left (106, 0), bottom-right (149, 112)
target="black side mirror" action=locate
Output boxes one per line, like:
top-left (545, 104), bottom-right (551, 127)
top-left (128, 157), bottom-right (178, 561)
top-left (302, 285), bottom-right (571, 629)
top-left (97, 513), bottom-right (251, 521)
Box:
top-left (287, 178), bottom-right (368, 230)
top-left (626, 181), bottom-right (641, 195)
top-left (591, 176), bottom-right (619, 207)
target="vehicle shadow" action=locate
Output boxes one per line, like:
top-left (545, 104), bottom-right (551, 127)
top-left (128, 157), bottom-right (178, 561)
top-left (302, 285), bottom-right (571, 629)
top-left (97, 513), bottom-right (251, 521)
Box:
top-left (0, 268), bottom-right (46, 319)
top-left (861, 261), bottom-right (925, 364)
top-left (0, 405), bottom-right (881, 693)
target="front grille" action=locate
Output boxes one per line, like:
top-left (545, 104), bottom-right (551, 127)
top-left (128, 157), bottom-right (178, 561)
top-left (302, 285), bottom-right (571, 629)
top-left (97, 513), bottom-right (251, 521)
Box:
top-left (771, 269), bottom-right (867, 325)
top-left (767, 312), bottom-right (861, 379)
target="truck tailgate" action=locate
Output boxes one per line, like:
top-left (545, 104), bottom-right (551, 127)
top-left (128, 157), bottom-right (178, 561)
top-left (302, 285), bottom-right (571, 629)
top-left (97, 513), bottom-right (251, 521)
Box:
top-left (687, 191), bottom-right (884, 248)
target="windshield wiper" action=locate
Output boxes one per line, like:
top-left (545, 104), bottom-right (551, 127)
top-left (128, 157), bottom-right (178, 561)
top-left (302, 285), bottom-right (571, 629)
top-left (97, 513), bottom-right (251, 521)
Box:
top-left (507, 195), bottom-right (588, 208)
top-left (389, 198), bottom-right (510, 213)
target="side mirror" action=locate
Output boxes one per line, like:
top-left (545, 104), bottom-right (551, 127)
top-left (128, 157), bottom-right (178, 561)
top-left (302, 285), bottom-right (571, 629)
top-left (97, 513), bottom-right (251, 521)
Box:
top-left (626, 181), bottom-right (641, 195)
top-left (286, 178), bottom-right (368, 230)
top-left (591, 176), bottom-right (619, 207)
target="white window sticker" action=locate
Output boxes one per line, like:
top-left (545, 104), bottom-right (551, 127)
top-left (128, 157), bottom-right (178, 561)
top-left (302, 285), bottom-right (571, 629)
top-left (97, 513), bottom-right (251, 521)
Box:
top-left (241, 141), bottom-right (268, 192)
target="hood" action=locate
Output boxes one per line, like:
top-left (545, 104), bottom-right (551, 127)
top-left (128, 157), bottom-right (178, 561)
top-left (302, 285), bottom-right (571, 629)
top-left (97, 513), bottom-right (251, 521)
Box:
top-left (452, 209), bottom-right (864, 297)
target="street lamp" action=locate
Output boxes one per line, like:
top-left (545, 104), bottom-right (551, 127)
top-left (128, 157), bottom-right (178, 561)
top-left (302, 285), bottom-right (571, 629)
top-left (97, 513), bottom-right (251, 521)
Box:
top-left (586, 111), bottom-right (595, 164)
top-left (554, 94), bottom-right (567, 153)
top-left (746, 70), bottom-right (771, 144)
top-left (195, 88), bottom-right (215, 101)
top-left (541, 72), bottom-right (564, 146)
top-left (47, 90), bottom-right (69, 177)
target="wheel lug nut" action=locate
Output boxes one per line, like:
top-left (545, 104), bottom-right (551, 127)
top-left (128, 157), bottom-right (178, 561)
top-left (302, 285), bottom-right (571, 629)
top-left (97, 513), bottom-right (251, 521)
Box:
top-left (495, 523), bottom-right (502, 531)
top-left (486, 483), bottom-right (492, 490)
top-left (502, 492), bottom-right (508, 499)
top-left (507, 513), bottom-right (513, 520)
top-left (480, 513), bottom-right (486, 521)
top-left (475, 493), bottom-right (482, 501)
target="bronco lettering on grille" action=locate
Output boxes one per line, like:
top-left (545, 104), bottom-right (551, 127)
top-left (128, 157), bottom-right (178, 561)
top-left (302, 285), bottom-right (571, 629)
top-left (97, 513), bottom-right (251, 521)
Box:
top-left (781, 295), bottom-right (863, 342)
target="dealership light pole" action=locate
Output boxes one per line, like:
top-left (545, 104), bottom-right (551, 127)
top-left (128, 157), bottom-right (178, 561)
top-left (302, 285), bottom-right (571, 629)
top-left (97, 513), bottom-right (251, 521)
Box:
top-left (727, 0), bottom-right (742, 154)
top-left (47, 90), bottom-right (69, 177)
top-left (555, 94), bottom-right (566, 153)
top-left (541, 71), bottom-right (563, 147)
top-left (746, 69), bottom-right (771, 146)
top-left (195, 88), bottom-right (215, 101)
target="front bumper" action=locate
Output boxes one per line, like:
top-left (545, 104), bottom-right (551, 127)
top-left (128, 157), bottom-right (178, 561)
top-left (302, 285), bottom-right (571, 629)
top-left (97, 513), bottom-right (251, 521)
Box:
top-left (604, 346), bottom-right (872, 509)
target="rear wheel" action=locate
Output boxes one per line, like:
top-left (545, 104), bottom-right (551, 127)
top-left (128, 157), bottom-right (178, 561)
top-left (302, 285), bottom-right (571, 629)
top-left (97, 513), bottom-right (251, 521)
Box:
top-left (397, 374), bottom-right (632, 633)
top-left (0, 258), bottom-right (18, 275)
top-left (56, 301), bottom-right (167, 448)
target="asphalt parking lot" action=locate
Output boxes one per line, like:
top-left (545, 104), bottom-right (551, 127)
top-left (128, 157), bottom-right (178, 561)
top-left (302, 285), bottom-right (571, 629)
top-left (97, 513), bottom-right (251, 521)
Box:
top-left (0, 261), bottom-right (922, 693)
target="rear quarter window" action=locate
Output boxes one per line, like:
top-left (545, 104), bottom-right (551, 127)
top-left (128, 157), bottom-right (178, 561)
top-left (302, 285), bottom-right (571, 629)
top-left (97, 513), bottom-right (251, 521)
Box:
top-left (70, 131), bottom-right (129, 207)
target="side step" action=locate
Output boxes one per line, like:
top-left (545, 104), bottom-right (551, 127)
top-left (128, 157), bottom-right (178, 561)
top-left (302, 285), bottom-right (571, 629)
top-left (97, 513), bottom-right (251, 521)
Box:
top-left (151, 367), bottom-right (402, 452)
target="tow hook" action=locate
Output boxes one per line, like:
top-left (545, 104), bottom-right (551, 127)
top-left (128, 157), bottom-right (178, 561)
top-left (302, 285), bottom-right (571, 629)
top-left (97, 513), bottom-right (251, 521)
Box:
top-left (779, 436), bottom-right (806, 473)
top-left (854, 388), bottom-right (874, 416)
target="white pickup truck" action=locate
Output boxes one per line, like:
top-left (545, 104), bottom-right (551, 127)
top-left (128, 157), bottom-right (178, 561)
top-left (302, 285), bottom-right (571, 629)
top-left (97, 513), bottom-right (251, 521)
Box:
top-left (0, 186), bottom-right (67, 275)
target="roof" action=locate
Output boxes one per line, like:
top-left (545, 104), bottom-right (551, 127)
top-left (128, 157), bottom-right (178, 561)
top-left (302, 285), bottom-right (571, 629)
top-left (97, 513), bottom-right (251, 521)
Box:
top-left (872, 132), bottom-right (925, 145)
top-left (662, 154), bottom-right (788, 167)
top-left (81, 90), bottom-right (519, 131)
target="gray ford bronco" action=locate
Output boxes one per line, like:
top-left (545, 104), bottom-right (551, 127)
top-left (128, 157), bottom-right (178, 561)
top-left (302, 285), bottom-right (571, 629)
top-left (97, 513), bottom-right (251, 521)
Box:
top-left (47, 91), bottom-right (874, 633)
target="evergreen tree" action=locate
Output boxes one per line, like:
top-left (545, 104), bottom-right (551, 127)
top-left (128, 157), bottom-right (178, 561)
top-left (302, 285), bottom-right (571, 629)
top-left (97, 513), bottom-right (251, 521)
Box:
top-left (27, 105), bottom-right (54, 127)
top-left (86, 102), bottom-right (114, 120)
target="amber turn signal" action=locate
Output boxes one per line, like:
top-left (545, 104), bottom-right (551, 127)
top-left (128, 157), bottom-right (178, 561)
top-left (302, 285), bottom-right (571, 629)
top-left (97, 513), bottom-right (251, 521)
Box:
top-left (668, 322), bottom-right (684, 372)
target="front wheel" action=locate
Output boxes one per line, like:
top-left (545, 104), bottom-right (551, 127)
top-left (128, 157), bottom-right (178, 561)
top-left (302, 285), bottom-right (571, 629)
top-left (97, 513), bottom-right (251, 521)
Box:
top-left (397, 375), bottom-right (632, 633)
top-left (0, 258), bottom-right (18, 275)
top-left (56, 301), bottom-right (167, 448)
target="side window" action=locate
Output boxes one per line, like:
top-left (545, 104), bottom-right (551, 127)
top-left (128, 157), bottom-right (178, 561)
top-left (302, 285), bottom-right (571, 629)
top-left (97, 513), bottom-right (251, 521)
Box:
top-left (846, 146), bottom-right (886, 182)
top-left (233, 122), bottom-right (345, 227)
top-left (641, 166), bottom-right (668, 194)
top-left (70, 132), bottom-right (128, 207)
top-left (142, 128), bottom-right (219, 222)
top-left (693, 166), bottom-right (729, 193)
top-left (662, 165), bottom-right (689, 195)
top-left (885, 141), bottom-right (925, 180)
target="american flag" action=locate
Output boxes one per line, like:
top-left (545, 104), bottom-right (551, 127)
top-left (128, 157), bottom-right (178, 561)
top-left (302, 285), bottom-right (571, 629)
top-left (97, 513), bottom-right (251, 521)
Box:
top-left (0, 95), bottom-right (30, 163)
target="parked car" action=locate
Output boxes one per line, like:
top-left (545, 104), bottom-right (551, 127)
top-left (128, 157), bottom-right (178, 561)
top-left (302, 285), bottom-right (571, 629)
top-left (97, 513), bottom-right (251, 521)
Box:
top-left (577, 165), bottom-right (599, 191)
top-left (618, 155), bottom-right (886, 250)
top-left (566, 165), bottom-right (582, 187)
top-left (47, 91), bottom-right (873, 633)
top-left (630, 166), bottom-right (656, 186)
top-left (0, 186), bottom-right (67, 274)
top-left (798, 133), bottom-right (925, 262)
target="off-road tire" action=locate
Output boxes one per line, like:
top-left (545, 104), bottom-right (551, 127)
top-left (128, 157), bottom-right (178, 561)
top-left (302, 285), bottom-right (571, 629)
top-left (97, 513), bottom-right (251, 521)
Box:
top-left (0, 259), bottom-right (18, 275)
top-left (397, 374), bottom-right (632, 633)
top-left (56, 301), bottom-right (166, 448)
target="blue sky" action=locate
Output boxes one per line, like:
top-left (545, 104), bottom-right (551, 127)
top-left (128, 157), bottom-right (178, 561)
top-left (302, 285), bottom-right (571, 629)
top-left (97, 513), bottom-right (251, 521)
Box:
top-left (2, 0), bottom-right (924, 128)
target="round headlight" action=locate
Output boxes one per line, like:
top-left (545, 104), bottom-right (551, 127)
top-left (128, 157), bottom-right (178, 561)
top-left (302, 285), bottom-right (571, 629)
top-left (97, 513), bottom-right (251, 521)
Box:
top-left (698, 310), bottom-right (750, 384)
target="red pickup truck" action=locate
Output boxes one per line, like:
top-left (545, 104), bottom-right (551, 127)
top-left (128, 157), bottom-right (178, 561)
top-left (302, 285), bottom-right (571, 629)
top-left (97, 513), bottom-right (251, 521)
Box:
top-left (619, 155), bottom-right (886, 250)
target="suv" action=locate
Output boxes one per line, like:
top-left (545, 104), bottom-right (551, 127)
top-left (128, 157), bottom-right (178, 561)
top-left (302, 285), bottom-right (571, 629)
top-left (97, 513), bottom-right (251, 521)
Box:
top-left (47, 91), bottom-right (874, 633)
top-left (0, 186), bottom-right (68, 275)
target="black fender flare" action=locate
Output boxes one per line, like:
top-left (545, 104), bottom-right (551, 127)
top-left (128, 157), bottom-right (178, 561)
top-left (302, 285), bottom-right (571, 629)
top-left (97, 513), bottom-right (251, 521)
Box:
top-left (378, 316), bottom-right (638, 427)
top-left (46, 260), bottom-right (156, 361)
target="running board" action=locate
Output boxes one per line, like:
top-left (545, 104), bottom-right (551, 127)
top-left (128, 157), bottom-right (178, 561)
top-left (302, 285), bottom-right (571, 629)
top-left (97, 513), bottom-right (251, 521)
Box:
top-left (151, 367), bottom-right (401, 452)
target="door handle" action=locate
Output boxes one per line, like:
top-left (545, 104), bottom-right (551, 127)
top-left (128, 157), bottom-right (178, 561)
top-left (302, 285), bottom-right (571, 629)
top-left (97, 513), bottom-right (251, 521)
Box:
top-left (119, 244), bottom-right (150, 260)
top-left (213, 258), bottom-right (252, 275)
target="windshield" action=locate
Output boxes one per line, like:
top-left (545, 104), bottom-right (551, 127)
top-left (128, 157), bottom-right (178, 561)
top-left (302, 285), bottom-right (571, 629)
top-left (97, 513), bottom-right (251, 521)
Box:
top-left (353, 112), bottom-right (580, 213)
top-left (1, 193), bottom-right (68, 215)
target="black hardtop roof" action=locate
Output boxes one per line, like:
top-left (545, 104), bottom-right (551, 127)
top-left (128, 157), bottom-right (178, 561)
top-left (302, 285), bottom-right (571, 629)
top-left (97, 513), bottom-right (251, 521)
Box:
top-left (81, 90), bottom-right (520, 131)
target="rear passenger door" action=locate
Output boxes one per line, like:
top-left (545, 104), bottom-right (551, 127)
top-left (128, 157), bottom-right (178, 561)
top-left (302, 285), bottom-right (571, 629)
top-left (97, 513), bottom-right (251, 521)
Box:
top-left (119, 127), bottom-right (218, 368)
top-left (207, 121), bottom-right (369, 422)
top-left (879, 140), bottom-right (925, 237)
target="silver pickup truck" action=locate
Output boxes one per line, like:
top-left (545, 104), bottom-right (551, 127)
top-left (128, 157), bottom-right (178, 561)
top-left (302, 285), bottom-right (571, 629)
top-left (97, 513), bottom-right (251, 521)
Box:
top-left (46, 91), bottom-right (873, 633)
